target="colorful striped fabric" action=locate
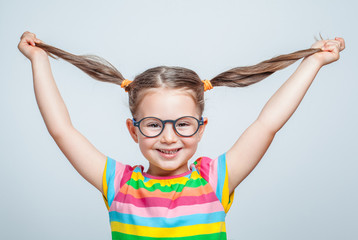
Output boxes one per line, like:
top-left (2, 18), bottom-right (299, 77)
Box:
top-left (102, 153), bottom-right (234, 240)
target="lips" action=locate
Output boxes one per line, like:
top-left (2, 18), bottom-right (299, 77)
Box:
top-left (156, 148), bottom-right (181, 159)
top-left (158, 148), bottom-right (180, 154)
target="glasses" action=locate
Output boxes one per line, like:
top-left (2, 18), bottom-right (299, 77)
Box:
top-left (133, 116), bottom-right (204, 138)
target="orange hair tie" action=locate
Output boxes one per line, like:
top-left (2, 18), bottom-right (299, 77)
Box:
top-left (121, 79), bottom-right (132, 92)
top-left (202, 79), bottom-right (213, 91)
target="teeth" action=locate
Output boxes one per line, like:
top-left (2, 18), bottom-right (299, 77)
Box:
top-left (159, 149), bottom-right (179, 154)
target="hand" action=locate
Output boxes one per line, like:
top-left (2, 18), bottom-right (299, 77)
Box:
top-left (18, 31), bottom-right (47, 61)
top-left (308, 37), bottom-right (345, 67)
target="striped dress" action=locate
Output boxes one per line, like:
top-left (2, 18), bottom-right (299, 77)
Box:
top-left (102, 153), bottom-right (234, 240)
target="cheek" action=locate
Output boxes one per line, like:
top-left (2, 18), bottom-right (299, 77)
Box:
top-left (138, 138), bottom-right (156, 153)
top-left (183, 137), bottom-right (200, 148)
top-left (138, 142), bottom-right (150, 160)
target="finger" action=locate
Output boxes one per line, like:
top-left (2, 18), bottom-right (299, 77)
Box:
top-left (20, 31), bottom-right (31, 39)
top-left (321, 40), bottom-right (340, 51)
top-left (25, 38), bottom-right (36, 46)
top-left (328, 41), bottom-right (340, 50)
top-left (326, 39), bottom-right (342, 48)
top-left (335, 37), bottom-right (345, 51)
top-left (311, 39), bottom-right (326, 49)
top-left (34, 39), bottom-right (43, 44)
top-left (20, 33), bottom-right (40, 46)
top-left (20, 31), bottom-right (36, 40)
top-left (321, 43), bottom-right (338, 52)
top-left (25, 31), bottom-right (36, 37)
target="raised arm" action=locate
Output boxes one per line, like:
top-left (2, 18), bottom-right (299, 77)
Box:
top-left (226, 38), bottom-right (345, 194)
top-left (18, 32), bottom-right (106, 192)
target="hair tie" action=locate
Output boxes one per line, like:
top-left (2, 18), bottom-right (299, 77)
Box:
top-left (201, 79), bottom-right (213, 91)
top-left (121, 79), bottom-right (132, 92)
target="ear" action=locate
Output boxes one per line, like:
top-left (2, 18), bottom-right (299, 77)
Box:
top-left (126, 118), bottom-right (139, 143)
top-left (197, 117), bottom-right (208, 140)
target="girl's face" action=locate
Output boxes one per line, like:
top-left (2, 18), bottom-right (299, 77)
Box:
top-left (126, 88), bottom-right (207, 177)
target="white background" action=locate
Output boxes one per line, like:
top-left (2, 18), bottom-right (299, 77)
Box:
top-left (1, 0), bottom-right (357, 239)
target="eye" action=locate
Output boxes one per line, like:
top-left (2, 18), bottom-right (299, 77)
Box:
top-left (146, 122), bottom-right (161, 128)
top-left (141, 118), bottom-right (163, 129)
top-left (176, 121), bottom-right (191, 128)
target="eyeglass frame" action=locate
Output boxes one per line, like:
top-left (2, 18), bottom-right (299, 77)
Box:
top-left (132, 116), bottom-right (204, 138)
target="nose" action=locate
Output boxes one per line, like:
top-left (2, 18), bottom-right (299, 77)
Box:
top-left (160, 123), bottom-right (178, 144)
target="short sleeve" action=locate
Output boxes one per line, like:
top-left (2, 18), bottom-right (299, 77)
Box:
top-left (194, 153), bottom-right (234, 213)
top-left (102, 156), bottom-right (127, 210)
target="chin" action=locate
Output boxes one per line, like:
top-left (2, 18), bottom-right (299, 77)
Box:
top-left (152, 161), bottom-right (189, 175)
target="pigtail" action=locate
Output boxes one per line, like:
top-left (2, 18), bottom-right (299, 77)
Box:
top-left (210, 48), bottom-right (322, 87)
top-left (35, 42), bottom-right (127, 87)
top-left (33, 40), bottom-right (325, 116)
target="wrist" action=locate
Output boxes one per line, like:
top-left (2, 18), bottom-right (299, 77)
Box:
top-left (30, 50), bottom-right (49, 63)
top-left (302, 54), bottom-right (324, 70)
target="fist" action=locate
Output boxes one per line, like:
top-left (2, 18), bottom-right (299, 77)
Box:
top-left (18, 31), bottom-right (46, 61)
top-left (309, 37), bottom-right (345, 66)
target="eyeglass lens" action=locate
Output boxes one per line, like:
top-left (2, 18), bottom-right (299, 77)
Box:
top-left (139, 117), bottom-right (200, 137)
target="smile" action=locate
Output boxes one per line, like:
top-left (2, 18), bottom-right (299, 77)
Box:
top-left (157, 148), bottom-right (181, 158)
top-left (157, 148), bottom-right (181, 154)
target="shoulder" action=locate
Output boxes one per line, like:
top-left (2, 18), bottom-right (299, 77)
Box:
top-left (191, 154), bottom-right (234, 213)
top-left (191, 153), bottom-right (226, 181)
top-left (104, 156), bottom-right (144, 187)
top-left (103, 156), bottom-right (145, 209)
top-left (105, 156), bottom-right (142, 172)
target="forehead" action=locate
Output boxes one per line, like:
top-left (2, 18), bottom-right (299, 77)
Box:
top-left (136, 89), bottom-right (199, 119)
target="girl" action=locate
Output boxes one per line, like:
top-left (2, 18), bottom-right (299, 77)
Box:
top-left (18, 31), bottom-right (345, 239)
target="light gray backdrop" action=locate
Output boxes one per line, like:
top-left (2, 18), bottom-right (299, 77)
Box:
top-left (1, 0), bottom-right (357, 239)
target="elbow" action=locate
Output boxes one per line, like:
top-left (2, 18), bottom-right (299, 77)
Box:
top-left (256, 118), bottom-right (279, 136)
top-left (48, 125), bottom-right (74, 139)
